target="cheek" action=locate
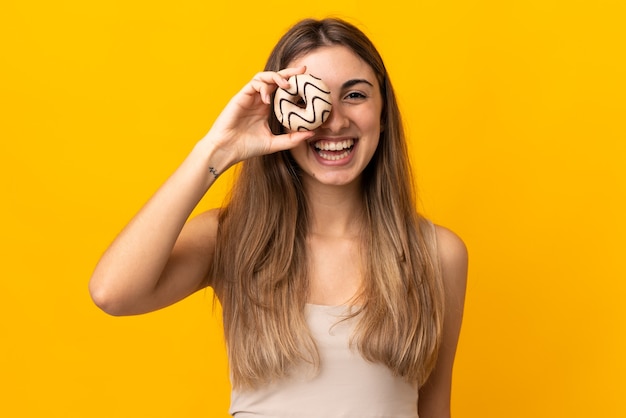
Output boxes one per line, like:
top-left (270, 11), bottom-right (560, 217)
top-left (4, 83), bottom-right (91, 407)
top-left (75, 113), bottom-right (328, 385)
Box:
top-left (288, 141), bottom-right (310, 165)
top-left (354, 102), bottom-right (383, 135)
top-left (360, 115), bottom-right (382, 138)
top-left (360, 115), bottom-right (382, 156)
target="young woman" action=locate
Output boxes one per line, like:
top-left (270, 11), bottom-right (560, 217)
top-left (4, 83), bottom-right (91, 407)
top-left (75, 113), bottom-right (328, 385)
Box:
top-left (89, 18), bottom-right (468, 418)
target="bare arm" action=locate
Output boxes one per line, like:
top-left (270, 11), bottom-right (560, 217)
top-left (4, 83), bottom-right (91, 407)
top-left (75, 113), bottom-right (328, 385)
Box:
top-left (89, 67), bottom-right (314, 316)
top-left (88, 143), bottom-right (222, 316)
top-left (418, 225), bottom-right (468, 418)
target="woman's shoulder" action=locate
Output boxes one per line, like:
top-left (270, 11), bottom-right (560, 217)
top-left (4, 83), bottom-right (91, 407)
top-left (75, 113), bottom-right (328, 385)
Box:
top-left (178, 208), bottom-right (222, 247)
top-left (433, 223), bottom-right (468, 290)
top-left (195, 207), bottom-right (222, 223)
top-left (433, 224), bottom-right (467, 261)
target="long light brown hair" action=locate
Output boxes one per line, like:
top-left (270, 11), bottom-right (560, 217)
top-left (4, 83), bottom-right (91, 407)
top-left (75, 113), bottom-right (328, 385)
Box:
top-left (211, 18), bottom-right (444, 390)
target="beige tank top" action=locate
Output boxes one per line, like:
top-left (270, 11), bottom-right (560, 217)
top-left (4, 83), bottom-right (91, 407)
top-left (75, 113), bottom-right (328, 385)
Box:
top-left (229, 303), bottom-right (419, 417)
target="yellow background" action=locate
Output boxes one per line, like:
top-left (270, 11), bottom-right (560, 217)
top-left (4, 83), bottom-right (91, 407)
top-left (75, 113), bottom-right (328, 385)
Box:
top-left (1, 0), bottom-right (624, 416)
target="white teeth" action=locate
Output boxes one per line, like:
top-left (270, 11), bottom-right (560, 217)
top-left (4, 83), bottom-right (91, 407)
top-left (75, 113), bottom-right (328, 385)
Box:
top-left (318, 150), bottom-right (351, 161)
top-left (312, 139), bottom-right (355, 161)
top-left (313, 139), bottom-right (355, 151)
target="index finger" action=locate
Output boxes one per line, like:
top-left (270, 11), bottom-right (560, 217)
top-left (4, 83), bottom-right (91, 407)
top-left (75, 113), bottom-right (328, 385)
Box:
top-left (276, 65), bottom-right (307, 86)
top-left (252, 66), bottom-right (307, 90)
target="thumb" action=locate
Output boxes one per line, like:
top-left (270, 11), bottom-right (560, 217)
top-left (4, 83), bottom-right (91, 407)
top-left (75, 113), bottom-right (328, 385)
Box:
top-left (269, 130), bottom-right (315, 153)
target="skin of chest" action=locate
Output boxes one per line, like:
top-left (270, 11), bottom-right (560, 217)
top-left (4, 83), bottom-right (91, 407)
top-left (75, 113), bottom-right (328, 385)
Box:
top-left (306, 233), bottom-right (364, 305)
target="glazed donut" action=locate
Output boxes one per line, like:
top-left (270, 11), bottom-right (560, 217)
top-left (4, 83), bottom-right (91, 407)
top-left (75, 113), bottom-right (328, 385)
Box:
top-left (273, 74), bottom-right (332, 131)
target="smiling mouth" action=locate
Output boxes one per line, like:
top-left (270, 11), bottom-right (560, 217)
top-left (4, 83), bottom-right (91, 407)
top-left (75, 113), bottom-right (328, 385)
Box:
top-left (312, 139), bottom-right (355, 161)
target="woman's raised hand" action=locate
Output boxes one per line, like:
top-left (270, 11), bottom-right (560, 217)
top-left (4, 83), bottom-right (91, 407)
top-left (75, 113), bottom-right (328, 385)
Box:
top-left (201, 66), bottom-right (315, 168)
top-left (89, 67), bottom-right (318, 316)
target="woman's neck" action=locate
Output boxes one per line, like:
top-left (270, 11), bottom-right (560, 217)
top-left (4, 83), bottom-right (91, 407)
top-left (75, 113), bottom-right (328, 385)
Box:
top-left (304, 179), bottom-right (365, 238)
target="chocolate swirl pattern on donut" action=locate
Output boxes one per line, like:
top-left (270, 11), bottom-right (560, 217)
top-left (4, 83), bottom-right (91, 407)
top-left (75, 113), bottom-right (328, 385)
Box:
top-left (273, 74), bottom-right (332, 131)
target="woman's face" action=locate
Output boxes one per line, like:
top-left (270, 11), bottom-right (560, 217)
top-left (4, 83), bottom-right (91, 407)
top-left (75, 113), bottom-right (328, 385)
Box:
top-left (287, 45), bottom-right (383, 188)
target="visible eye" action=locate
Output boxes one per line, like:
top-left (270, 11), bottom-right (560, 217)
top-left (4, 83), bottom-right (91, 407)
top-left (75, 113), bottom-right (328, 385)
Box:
top-left (344, 91), bottom-right (367, 101)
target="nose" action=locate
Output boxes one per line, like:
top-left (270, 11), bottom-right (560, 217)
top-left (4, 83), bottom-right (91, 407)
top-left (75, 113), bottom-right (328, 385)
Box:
top-left (320, 103), bottom-right (349, 132)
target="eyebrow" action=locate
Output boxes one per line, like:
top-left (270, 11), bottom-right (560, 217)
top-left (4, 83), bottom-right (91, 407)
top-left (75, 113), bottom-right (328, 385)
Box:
top-left (342, 79), bottom-right (374, 89)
